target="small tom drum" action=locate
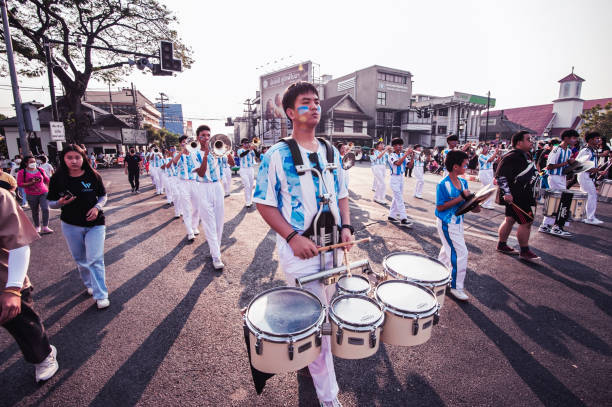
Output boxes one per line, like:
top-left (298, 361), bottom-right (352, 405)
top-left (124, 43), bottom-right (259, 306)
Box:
top-left (335, 274), bottom-right (372, 297)
top-left (383, 252), bottom-right (451, 308)
top-left (542, 189), bottom-right (588, 220)
top-left (245, 287), bottom-right (325, 374)
top-left (376, 280), bottom-right (439, 347)
top-left (329, 295), bottom-right (385, 359)
top-left (599, 179), bottom-right (612, 202)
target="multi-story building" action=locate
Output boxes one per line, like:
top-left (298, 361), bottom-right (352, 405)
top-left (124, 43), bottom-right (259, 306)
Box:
top-left (83, 88), bottom-right (161, 130)
top-left (155, 103), bottom-right (184, 135)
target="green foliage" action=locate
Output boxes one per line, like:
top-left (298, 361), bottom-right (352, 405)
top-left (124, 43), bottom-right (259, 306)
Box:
top-left (144, 124), bottom-right (180, 148)
top-left (580, 102), bottom-right (612, 140)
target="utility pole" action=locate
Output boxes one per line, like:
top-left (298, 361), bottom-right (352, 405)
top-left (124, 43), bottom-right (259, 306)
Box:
top-left (130, 82), bottom-right (140, 129)
top-left (156, 92), bottom-right (169, 129)
top-left (484, 91), bottom-right (491, 142)
top-left (1, 0), bottom-right (29, 154)
top-left (108, 82), bottom-right (114, 114)
top-left (244, 98), bottom-right (252, 140)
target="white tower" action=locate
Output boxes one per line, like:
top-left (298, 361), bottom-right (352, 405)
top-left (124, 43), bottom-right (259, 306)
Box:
top-left (552, 68), bottom-right (585, 129)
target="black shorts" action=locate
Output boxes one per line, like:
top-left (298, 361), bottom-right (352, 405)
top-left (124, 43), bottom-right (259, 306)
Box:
top-left (505, 200), bottom-right (534, 224)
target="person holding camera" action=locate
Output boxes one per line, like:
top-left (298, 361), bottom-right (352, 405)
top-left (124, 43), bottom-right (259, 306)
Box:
top-left (47, 145), bottom-right (110, 309)
top-left (16, 155), bottom-right (53, 234)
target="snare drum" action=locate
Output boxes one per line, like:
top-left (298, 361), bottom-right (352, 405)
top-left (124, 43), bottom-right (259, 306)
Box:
top-left (329, 295), bottom-right (385, 359)
top-left (599, 179), bottom-right (612, 202)
top-left (244, 287), bottom-right (325, 374)
top-left (335, 274), bottom-right (372, 297)
top-left (383, 252), bottom-right (451, 308)
top-left (375, 280), bottom-right (439, 347)
top-left (542, 189), bottom-right (588, 219)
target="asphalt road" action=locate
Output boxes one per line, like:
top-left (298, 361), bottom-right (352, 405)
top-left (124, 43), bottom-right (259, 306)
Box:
top-left (1, 164), bottom-right (611, 407)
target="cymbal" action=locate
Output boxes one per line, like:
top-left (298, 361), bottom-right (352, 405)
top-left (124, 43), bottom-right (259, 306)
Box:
top-left (456, 184), bottom-right (497, 216)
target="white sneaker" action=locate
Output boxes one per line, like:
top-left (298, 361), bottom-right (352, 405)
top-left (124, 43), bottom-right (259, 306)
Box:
top-left (450, 288), bottom-right (469, 301)
top-left (482, 204), bottom-right (495, 209)
top-left (96, 299), bottom-right (110, 309)
top-left (414, 195), bottom-right (423, 199)
top-left (583, 218), bottom-right (603, 225)
top-left (86, 287), bottom-right (93, 296)
top-left (36, 226), bottom-right (41, 233)
top-left (538, 224), bottom-right (551, 234)
top-left (320, 397), bottom-right (343, 407)
top-left (187, 233), bottom-right (195, 241)
top-left (35, 345), bottom-right (58, 383)
top-left (550, 225), bottom-right (572, 237)
top-left (193, 229), bottom-right (200, 235)
top-left (212, 258), bottom-right (225, 270)
top-left (593, 217), bottom-right (604, 223)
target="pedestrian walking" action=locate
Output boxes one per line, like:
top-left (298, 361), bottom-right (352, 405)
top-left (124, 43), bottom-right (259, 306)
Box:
top-left (16, 155), bottom-right (53, 234)
top-left (124, 148), bottom-right (142, 193)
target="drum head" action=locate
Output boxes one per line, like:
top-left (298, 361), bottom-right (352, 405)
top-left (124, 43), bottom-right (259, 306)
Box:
top-left (384, 252), bottom-right (450, 284)
top-left (337, 275), bottom-right (370, 293)
top-left (332, 296), bottom-right (383, 326)
top-left (247, 287), bottom-right (322, 336)
top-left (376, 281), bottom-right (437, 314)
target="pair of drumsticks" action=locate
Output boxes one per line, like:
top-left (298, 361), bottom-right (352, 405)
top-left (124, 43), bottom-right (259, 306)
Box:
top-left (317, 237), bottom-right (371, 278)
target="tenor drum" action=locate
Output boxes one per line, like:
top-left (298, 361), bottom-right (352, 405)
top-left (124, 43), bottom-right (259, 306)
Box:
top-left (383, 252), bottom-right (451, 308)
top-left (335, 274), bottom-right (372, 297)
top-left (244, 287), bottom-right (325, 374)
top-left (375, 280), bottom-right (439, 347)
top-left (542, 189), bottom-right (588, 219)
top-left (599, 179), bottom-right (612, 202)
top-left (329, 295), bottom-right (385, 359)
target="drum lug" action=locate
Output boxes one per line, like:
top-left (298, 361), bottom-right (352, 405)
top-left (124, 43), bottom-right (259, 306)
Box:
top-left (369, 329), bottom-right (377, 348)
top-left (288, 339), bottom-right (295, 361)
top-left (412, 318), bottom-right (420, 336)
top-left (255, 336), bottom-right (263, 355)
top-left (336, 325), bottom-right (344, 345)
top-left (316, 329), bottom-right (322, 347)
top-left (433, 311), bottom-right (440, 326)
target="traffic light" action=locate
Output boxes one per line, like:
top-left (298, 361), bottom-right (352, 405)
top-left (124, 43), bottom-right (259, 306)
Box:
top-left (151, 64), bottom-right (173, 76)
top-left (225, 117), bottom-right (234, 126)
top-left (416, 108), bottom-right (422, 118)
top-left (159, 40), bottom-right (182, 72)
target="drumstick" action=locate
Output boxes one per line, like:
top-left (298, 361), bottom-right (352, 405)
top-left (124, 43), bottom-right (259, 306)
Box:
top-left (511, 202), bottom-right (534, 220)
top-left (344, 249), bottom-right (352, 278)
top-left (317, 237), bottom-right (370, 252)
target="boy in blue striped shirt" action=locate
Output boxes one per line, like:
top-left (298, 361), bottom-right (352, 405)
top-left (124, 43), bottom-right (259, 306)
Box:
top-left (387, 138), bottom-right (413, 226)
top-left (435, 150), bottom-right (479, 301)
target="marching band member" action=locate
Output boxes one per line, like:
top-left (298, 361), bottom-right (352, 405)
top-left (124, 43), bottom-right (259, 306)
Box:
top-left (219, 152), bottom-right (234, 198)
top-left (149, 146), bottom-right (165, 195)
top-left (172, 136), bottom-right (201, 241)
top-left (435, 150), bottom-right (479, 301)
top-left (442, 135), bottom-right (470, 177)
top-left (412, 145), bottom-right (425, 199)
top-left (495, 131), bottom-right (540, 261)
top-left (477, 144), bottom-right (499, 209)
top-left (538, 130), bottom-right (578, 237)
top-left (577, 132), bottom-right (604, 225)
top-left (192, 126), bottom-right (225, 270)
top-left (161, 148), bottom-right (182, 218)
top-left (370, 141), bottom-right (388, 204)
top-left (387, 138), bottom-right (413, 226)
top-left (254, 81), bottom-right (352, 407)
top-left (237, 138), bottom-right (257, 208)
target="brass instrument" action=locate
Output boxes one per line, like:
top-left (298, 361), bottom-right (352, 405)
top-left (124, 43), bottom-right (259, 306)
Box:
top-left (186, 138), bottom-right (200, 154)
top-left (251, 137), bottom-right (262, 150)
top-left (210, 134), bottom-right (232, 158)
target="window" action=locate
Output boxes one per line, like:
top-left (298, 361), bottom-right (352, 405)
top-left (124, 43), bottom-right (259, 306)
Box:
top-left (334, 119), bottom-right (344, 132)
top-left (377, 72), bottom-right (407, 84)
top-left (438, 126), bottom-right (447, 135)
top-left (562, 83), bottom-right (570, 97)
top-left (353, 121), bottom-right (363, 133)
top-left (438, 108), bottom-right (448, 117)
top-left (575, 82), bottom-right (581, 97)
top-left (377, 111), bottom-right (385, 122)
top-left (377, 91), bottom-right (386, 106)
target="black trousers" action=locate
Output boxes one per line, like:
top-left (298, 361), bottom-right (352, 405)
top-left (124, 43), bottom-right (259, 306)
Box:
top-left (1, 287), bottom-right (52, 364)
top-left (128, 168), bottom-right (140, 191)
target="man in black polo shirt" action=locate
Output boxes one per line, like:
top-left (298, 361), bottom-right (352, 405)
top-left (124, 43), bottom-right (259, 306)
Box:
top-left (124, 148), bottom-right (142, 193)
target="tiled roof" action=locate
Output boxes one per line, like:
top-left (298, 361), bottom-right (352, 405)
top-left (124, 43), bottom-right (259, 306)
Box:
top-left (583, 98), bottom-right (612, 110)
top-left (320, 95), bottom-right (345, 114)
top-left (82, 128), bottom-right (122, 144)
top-left (484, 104), bottom-right (555, 136)
top-left (559, 73), bottom-right (585, 83)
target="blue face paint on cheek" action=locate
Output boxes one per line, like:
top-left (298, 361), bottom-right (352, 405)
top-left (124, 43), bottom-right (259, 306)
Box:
top-left (316, 105), bottom-right (321, 114)
top-left (297, 106), bottom-right (309, 115)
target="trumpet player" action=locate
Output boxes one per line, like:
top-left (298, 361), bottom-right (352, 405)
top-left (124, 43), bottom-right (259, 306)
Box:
top-left (172, 135), bottom-right (201, 241)
top-left (238, 138), bottom-right (257, 207)
top-left (413, 145), bottom-right (425, 199)
top-left (388, 138), bottom-right (413, 226)
top-left (370, 141), bottom-right (388, 204)
top-left (149, 146), bottom-right (165, 195)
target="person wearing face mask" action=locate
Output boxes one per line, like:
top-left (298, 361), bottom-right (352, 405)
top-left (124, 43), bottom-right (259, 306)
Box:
top-left (10, 155), bottom-right (27, 207)
top-left (16, 155), bottom-right (52, 234)
top-left (124, 148), bottom-right (142, 193)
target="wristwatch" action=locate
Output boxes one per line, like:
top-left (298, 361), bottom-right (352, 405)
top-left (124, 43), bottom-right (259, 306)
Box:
top-left (341, 224), bottom-right (354, 235)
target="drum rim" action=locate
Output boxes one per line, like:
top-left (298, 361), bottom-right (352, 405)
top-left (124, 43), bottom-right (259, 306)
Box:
top-left (336, 274), bottom-right (372, 295)
top-left (329, 294), bottom-right (385, 331)
top-left (543, 188), bottom-right (588, 198)
top-left (245, 286), bottom-right (326, 343)
top-left (375, 280), bottom-right (439, 318)
top-left (382, 251), bottom-right (451, 286)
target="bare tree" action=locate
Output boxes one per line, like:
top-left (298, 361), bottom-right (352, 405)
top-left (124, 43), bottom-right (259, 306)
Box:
top-left (1, 0), bottom-right (193, 142)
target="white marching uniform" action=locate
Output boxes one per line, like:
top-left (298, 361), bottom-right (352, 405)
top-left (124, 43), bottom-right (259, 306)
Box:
top-left (162, 157), bottom-right (182, 217)
top-left (478, 152), bottom-right (495, 207)
top-left (370, 151), bottom-right (387, 202)
top-left (149, 152), bottom-right (165, 194)
top-left (542, 145), bottom-right (572, 227)
top-left (238, 148), bottom-right (256, 205)
top-left (219, 156), bottom-right (232, 196)
top-left (193, 150), bottom-right (224, 261)
top-left (388, 152), bottom-right (408, 220)
top-left (176, 152), bottom-right (201, 235)
top-left (577, 147), bottom-right (598, 221)
top-left (413, 154), bottom-right (425, 198)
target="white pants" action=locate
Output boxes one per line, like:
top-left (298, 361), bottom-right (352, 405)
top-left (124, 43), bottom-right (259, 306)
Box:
top-left (177, 179), bottom-right (200, 235)
top-left (543, 174), bottom-right (569, 226)
top-left (162, 175), bottom-right (181, 216)
top-left (578, 172), bottom-right (597, 220)
top-left (373, 165), bottom-right (386, 201)
top-left (413, 166), bottom-right (424, 198)
top-left (194, 182), bottom-right (224, 260)
top-left (371, 166), bottom-right (376, 190)
top-left (389, 175), bottom-right (407, 220)
top-left (479, 169), bottom-right (495, 206)
top-left (222, 167), bottom-right (232, 196)
top-left (277, 240), bottom-right (339, 403)
top-left (240, 167), bottom-right (255, 205)
top-left (151, 167), bottom-right (164, 194)
top-left (436, 219), bottom-right (468, 290)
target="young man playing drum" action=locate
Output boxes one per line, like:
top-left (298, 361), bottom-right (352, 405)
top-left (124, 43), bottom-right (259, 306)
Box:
top-left (370, 141), bottom-right (388, 204)
top-left (387, 138), bottom-right (413, 226)
top-left (495, 131), bottom-right (540, 261)
top-left (577, 132), bottom-right (604, 225)
top-left (254, 81), bottom-right (353, 407)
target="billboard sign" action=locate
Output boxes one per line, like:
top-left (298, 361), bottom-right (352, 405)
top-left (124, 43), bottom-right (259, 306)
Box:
top-left (260, 61), bottom-right (312, 144)
top-left (121, 128), bottom-right (148, 145)
top-left (454, 92), bottom-right (496, 108)
top-left (49, 121), bottom-right (66, 142)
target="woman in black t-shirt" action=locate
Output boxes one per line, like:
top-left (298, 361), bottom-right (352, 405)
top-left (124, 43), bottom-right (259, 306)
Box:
top-left (47, 145), bottom-right (110, 309)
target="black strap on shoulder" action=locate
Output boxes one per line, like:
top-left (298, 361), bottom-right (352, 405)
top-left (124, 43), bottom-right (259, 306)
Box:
top-left (279, 137), bottom-right (335, 175)
top-left (316, 137), bottom-right (334, 164)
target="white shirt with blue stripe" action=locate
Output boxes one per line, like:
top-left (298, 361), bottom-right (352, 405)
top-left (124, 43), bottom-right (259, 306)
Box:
top-left (237, 148), bottom-right (256, 168)
top-left (193, 150), bottom-right (220, 183)
top-left (413, 154), bottom-right (425, 168)
top-left (546, 145), bottom-right (572, 176)
top-left (478, 153), bottom-right (494, 171)
top-left (388, 152), bottom-right (406, 176)
top-left (576, 147), bottom-right (597, 167)
top-left (176, 152), bottom-right (197, 181)
top-left (370, 151), bottom-right (387, 166)
top-left (151, 152), bottom-right (164, 168)
top-left (253, 140), bottom-right (348, 234)
top-left (435, 176), bottom-right (469, 224)
top-left (217, 156), bottom-right (229, 178)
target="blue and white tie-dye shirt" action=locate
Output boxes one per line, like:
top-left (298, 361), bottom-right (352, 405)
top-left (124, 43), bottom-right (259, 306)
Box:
top-left (254, 140), bottom-right (348, 234)
top-left (478, 153), bottom-right (493, 170)
top-left (370, 151), bottom-right (387, 166)
top-left (414, 154), bottom-right (425, 168)
top-left (435, 176), bottom-right (469, 224)
top-left (237, 148), bottom-right (256, 168)
top-left (546, 145), bottom-right (572, 176)
top-left (192, 150), bottom-right (220, 183)
top-left (388, 152), bottom-right (406, 175)
top-left (151, 153), bottom-right (164, 168)
top-left (176, 152), bottom-right (197, 181)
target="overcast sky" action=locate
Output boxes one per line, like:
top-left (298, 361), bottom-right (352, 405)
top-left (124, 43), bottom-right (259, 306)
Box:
top-left (2, 0), bottom-right (611, 135)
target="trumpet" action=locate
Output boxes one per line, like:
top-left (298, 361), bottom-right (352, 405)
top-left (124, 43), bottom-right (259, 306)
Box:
top-left (186, 138), bottom-right (200, 154)
top-left (210, 134), bottom-right (232, 158)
